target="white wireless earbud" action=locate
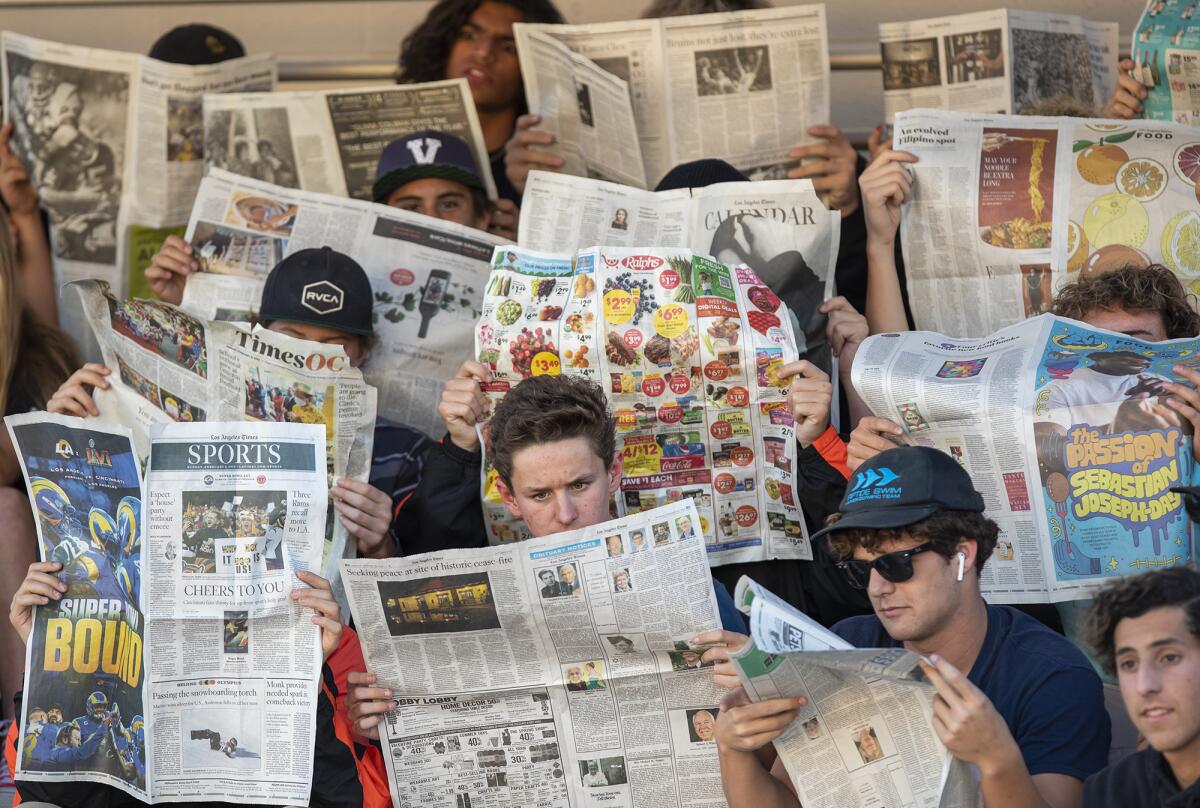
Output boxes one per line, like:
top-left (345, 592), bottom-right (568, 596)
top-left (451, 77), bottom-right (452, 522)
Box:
top-left (956, 552), bottom-right (966, 582)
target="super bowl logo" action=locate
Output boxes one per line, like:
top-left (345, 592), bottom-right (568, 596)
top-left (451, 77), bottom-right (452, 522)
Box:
top-left (203, 474), bottom-right (215, 486)
top-left (54, 439), bottom-right (74, 459)
top-left (256, 474), bottom-right (267, 486)
top-left (85, 438), bottom-right (112, 467)
top-left (621, 255), bottom-right (664, 271)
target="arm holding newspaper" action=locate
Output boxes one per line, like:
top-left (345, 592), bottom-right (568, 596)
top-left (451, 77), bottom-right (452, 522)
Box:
top-left (345, 670), bottom-right (390, 741)
top-left (504, 113), bottom-right (565, 196)
top-left (846, 417), bottom-right (904, 471)
top-left (716, 688), bottom-right (805, 808)
top-left (1100, 58), bottom-right (1147, 120)
top-left (787, 125), bottom-right (860, 217)
top-left (331, 478), bottom-right (396, 559)
top-left (144, 234), bottom-right (196, 305)
top-left (438, 359), bottom-right (492, 452)
top-left (45, 363), bottom-right (111, 418)
top-left (9, 561), bottom-right (66, 644)
top-left (823, 295), bottom-right (872, 426)
top-left (292, 570), bottom-right (343, 659)
top-left (859, 148), bottom-right (916, 336)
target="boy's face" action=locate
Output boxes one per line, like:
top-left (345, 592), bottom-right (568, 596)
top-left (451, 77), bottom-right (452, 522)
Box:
top-left (1082, 305), bottom-right (1168, 342)
top-left (1115, 606), bottom-right (1200, 760)
top-left (445, 1), bottom-right (524, 112)
top-left (499, 436), bottom-right (621, 538)
top-left (266, 321), bottom-right (368, 368)
top-left (387, 177), bottom-right (488, 231)
top-left (853, 534), bottom-right (966, 645)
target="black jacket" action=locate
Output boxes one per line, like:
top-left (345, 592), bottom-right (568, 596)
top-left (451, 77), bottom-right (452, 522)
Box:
top-left (402, 439), bottom-right (488, 555)
top-left (1082, 748), bottom-right (1200, 808)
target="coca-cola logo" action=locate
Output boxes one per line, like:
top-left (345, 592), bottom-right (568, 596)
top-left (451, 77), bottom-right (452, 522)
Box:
top-left (621, 255), bottom-right (664, 271)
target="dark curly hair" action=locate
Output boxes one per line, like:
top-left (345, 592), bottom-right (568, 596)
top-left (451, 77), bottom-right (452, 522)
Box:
top-left (397, 0), bottom-right (565, 84)
top-left (1051, 263), bottom-right (1200, 340)
top-left (488, 374), bottom-right (615, 486)
top-left (1085, 567), bottom-right (1200, 675)
top-left (824, 509), bottom-right (999, 576)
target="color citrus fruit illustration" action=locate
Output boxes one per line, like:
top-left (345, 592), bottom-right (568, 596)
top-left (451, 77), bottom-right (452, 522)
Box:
top-left (1173, 143), bottom-right (1200, 186)
top-left (1066, 221), bottom-right (1088, 272)
top-left (1115, 158), bottom-right (1167, 201)
top-left (1082, 193), bottom-right (1149, 249)
top-left (1161, 210), bottom-right (1200, 276)
top-left (1081, 244), bottom-right (1150, 276)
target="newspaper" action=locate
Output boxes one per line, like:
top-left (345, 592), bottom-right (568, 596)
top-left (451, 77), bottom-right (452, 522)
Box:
top-left (879, 10), bottom-right (1117, 123)
top-left (5, 413), bottom-right (324, 804)
top-left (518, 5), bottom-right (830, 187)
top-left (894, 108), bottom-right (1200, 337)
top-left (203, 79), bottom-right (496, 200)
top-left (1, 31), bottom-right (275, 358)
top-left (179, 168), bottom-right (502, 435)
top-left (851, 313), bottom-right (1196, 603)
top-left (474, 246), bottom-right (809, 564)
top-left (1132, 0), bottom-right (1200, 124)
top-left (729, 576), bottom-right (971, 808)
top-left (340, 499), bottom-right (731, 808)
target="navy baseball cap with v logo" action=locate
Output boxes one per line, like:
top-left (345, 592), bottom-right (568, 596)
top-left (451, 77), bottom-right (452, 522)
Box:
top-left (372, 129), bottom-right (484, 203)
top-left (812, 446), bottom-right (985, 539)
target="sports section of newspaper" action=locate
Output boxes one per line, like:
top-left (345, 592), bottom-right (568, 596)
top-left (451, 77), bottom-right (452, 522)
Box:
top-left (517, 5), bottom-right (829, 187)
top-left (202, 79), bottom-right (497, 201)
top-left (879, 10), bottom-right (1116, 122)
top-left (851, 313), bottom-right (1196, 603)
top-left (340, 499), bottom-right (729, 808)
top-left (475, 246), bottom-right (809, 564)
top-left (1, 31), bottom-right (275, 358)
top-left (5, 413), bottom-right (323, 804)
top-left (730, 577), bottom-right (972, 808)
top-left (1131, 0), bottom-right (1200, 125)
top-left (894, 108), bottom-right (1200, 336)
top-left (179, 168), bottom-right (502, 436)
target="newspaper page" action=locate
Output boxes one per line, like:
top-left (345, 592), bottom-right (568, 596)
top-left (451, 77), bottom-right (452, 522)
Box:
top-left (851, 313), bottom-right (1196, 603)
top-left (178, 169), bottom-right (502, 435)
top-left (203, 79), bottom-right (497, 201)
top-left (728, 576), bottom-right (971, 808)
top-left (474, 246), bottom-right (809, 564)
top-left (340, 499), bottom-right (730, 808)
top-left (521, 5), bottom-right (829, 186)
top-left (879, 10), bottom-right (1117, 123)
top-left (1132, 0), bottom-right (1200, 125)
top-left (6, 413), bottom-right (148, 799)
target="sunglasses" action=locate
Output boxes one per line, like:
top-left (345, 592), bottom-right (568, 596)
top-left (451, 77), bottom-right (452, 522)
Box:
top-left (838, 542), bottom-right (935, 589)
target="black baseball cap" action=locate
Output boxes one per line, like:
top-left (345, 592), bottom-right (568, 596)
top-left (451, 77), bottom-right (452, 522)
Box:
top-left (812, 446), bottom-right (985, 540)
top-left (258, 247), bottom-right (374, 336)
top-left (372, 130), bottom-right (483, 203)
top-left (655, 159), bottom-right (748, 191)
top-left (148, 24), bottom-right (246, 65)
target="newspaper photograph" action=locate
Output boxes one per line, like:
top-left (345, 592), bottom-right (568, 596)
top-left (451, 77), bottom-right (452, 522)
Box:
top-left (475, 246), bottom-right (809, 564)
top-left (179, 169), bottom-right (501, 435)
top-left (340, 499), bottom-right (731, 808)
top-left (1131, 0), bottom-right (1200, 125)
top-left (880, 10), bottom-right (1117, 123)
top-left (893, 108), bottom-right (1200, 336)
top-left (729, 576), bottom-right (969, 808)
top-left (851, 313), bottom-right (1195, 603)
top-left (203, 79), bottom-right (497, 201)
top-left (519, 5), bottom-right (829, 186)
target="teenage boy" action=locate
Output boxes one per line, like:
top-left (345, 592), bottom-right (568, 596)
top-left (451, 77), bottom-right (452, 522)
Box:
top-left (714, 446), bottom-right (1110, 808)
top-left (1081, 567), bottom-right (1200, 807)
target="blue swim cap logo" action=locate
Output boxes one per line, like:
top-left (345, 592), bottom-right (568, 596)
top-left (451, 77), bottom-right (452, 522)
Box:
top-left (847, 467), bottom-right (902, 504)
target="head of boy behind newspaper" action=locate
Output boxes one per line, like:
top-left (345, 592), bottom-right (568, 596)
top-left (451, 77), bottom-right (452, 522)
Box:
top-left (373, 130), bottom-right (491, 231)
top-left (148, 24), bottom-right (246, 64)
top-left (1050, 263), bottom-right (1200, 343)
top-left (256, 246), bottom-right (376, 367)
top-left (814, 445), bottom-right (997, 646)
top-left (487, 374), bottom-right (619, 537)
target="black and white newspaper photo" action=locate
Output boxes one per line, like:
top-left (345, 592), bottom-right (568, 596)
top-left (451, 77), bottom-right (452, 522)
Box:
top-left (340, 500), bottom-right (731, 808)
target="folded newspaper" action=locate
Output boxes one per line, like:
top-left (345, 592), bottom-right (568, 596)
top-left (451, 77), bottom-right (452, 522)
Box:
top-left (340, 499), bottom-right (731, 808)
top-left (879, 9), bottom-right (1117, 122)
top-left (895, 108), bottom-right (1200, 337)
top-left (5, 414), bottom-right (324, 804)
top-left (1, 31), bottom-right (276, 358)
top-left (178, 168), bottom-right (502, 435)
top-left (1131, 0), bottom-right (1200, 124)
top-left (203, 79), bottom-right (496, 200)
top-left (474, 246), bottom-right (809, 563)
top-left (730, 576), bottom-right (974, 808)
top-left (515, 4), bottom-right (830, 187)
top-left (852, 313), bottom-right (1196, 602)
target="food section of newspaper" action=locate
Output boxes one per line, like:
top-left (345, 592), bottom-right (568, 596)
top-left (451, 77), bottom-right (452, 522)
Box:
top-left (6, 414), bottom-right (149, 800)
top-left (879, 10), bottom-right (1116, 122)
top-left (729, 576), bottom-right (969, 808)
top-left (340, 499), bottom-right (729, 808)
top-left (178, 168), bottom-right (500, 435)
top-left (1, 31), bottom-right (275, 360)
top-left (519, 5), bottom-right (829, 186)
top-left (894, 108), bottom-right (1200, 337)
top-left (202, 79), bottom-right (496, 200)
top-left (476, 246), bottom-right (809, 563)
top-left (1131, 0), bottom-right (1200, 124)
top-left (851, 313), bottom-right (1195, 603)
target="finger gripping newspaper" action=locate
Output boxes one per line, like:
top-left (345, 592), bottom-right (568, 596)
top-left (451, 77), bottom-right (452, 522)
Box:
top-left (730, 577), bottom-right (973, 808)
top-left (5, 413), bottom-right (325, 804)
top-left (340, 499), bottom-right (731, 808)
top-left (851, 313), bottom-right (1196, 602)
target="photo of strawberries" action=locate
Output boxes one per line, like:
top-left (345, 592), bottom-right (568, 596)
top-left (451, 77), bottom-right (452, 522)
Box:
top-left (746, 310), bottom-right (781, 335)
top-left (747, 286), bottom-right (781, 313)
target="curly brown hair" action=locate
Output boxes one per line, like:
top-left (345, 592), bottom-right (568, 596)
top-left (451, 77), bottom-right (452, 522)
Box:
top-left (1051, 263), bottom-right (1200, 339)
top-left (1084, 567), bottom-right (1200, 675)
top-left (824, 509), bottom-right (999, 576)
top-left (488, 374), bottom-right (615, 486)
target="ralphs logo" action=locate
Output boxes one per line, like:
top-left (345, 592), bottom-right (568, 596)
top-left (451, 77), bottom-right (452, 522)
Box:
top-left (845, 466), bottom-right (901, 505)
top-left (302, 281), bottom-right (344, 315)
top-left (621, 255), bottom-right (664, 271)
